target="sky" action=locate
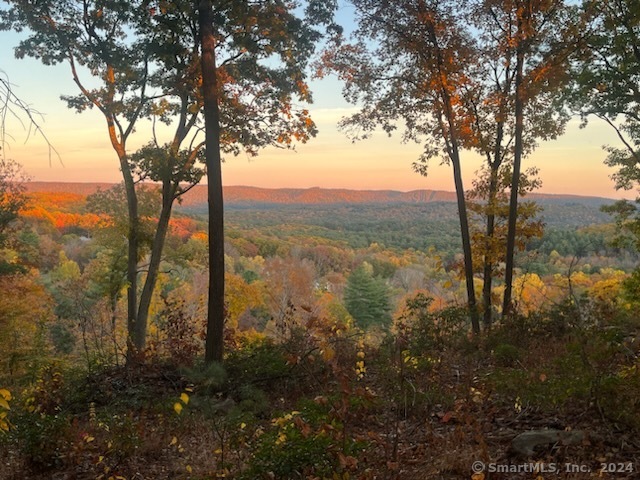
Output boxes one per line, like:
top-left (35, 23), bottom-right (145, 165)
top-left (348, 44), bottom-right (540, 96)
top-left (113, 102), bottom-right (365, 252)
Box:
top-left (0, 4), bottom-right (634, 200)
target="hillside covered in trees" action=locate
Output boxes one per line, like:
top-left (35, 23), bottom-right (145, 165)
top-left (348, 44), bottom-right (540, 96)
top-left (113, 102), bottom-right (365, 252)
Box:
top-left (1, 183), bottom-right (639, 478)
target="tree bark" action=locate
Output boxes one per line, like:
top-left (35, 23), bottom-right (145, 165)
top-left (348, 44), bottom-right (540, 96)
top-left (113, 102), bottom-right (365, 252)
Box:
top-left (123, 169), bottom-right (139, 361)
top-left (503, 45), bottom-right (525, 319)
top-left (482, 121), bottom-right (504, 328)
top-left (107, 128), bottom-right (139, 364)
top-left (199, 0), bottom-right (225, 364)
top-left (482, 171), bottom-right (497, 328)
top-left (427, 25), bottom-right (480, 335)
top-left (451, 150), bottom-right (480, 334)
top-left (135, 181), bottom-right (176, 352)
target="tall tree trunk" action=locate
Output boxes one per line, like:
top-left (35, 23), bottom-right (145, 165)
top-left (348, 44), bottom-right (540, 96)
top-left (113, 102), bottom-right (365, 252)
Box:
top-left (482, 175), bottom-right (497, 328)
top-left (199, 0), bottom-right (225, 364)
top-left (135, 181), bottom-right (175, 351)
top-left (115, 149), bottom-right (140, 364)
top-left (452, 149), bottom-right (480, 334)
top-left (428, 24), bottom-right (480, 335)
top-left (503, 46), bottom-right (525, 319)
top-left (483, 122), bottom-right (504, 328)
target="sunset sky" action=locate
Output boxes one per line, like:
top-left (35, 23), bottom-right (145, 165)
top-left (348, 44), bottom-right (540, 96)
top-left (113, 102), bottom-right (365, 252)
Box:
top-left (0, 9), bottom-right (633, 200)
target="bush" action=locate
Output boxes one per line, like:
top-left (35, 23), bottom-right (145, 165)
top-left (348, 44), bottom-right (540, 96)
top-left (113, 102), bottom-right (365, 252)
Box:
top-left (241, 401), bottom-right (362, 479)
top-left (225, 338), bottom-right (291, 392)
top-left (9, 410), bottom-right (71, 470)
top-left (597, 367), bottom-right (640, 429)
top-left (493, 343), bottom-right (520, 367)
top-left (394, 293), bottom-right (470, 353)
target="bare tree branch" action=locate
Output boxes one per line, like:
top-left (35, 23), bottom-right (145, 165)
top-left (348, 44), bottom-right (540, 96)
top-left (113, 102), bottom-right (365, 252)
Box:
top-left (0, 70), bottom-right (60, 163)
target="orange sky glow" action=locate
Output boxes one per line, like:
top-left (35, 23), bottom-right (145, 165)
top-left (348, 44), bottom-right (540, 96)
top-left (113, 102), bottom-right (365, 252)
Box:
top-left (1, 29), bottom-right (634, 200)
top-left (5, 104), bottom-right (631, 200)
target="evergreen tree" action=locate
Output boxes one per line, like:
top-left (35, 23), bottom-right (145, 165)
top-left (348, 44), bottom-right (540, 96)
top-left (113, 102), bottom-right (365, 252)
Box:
top-left (344, 263), bottom-right (391, 330)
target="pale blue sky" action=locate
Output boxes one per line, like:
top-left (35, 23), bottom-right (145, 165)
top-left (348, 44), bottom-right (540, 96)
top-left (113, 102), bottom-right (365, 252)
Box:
top-left (0, 3), bottom-right (631, 199)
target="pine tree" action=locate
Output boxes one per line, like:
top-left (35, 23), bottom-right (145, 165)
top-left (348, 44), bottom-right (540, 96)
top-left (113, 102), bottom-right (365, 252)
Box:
top-left (344, 263), bottom-right (391, 330)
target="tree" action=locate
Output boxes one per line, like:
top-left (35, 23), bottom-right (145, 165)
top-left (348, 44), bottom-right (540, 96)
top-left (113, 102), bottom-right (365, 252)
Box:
top-left (0, 158), bottom-right (29, 275)
top-left (5, 0), bottom-right (337, 360)
top-left (572, 0), bottom-right (640, 187)
top-left (344, 263), bottom-right (391, 330)
top-left (0, 158), bottom-right (27, 241)
top-left (0, 272), bottom-right (52, 379)
top-left (196, 0), bottom-right (339, 363)
top-left (198, 0), bottom-right (224, 364)
top-left (467, 165), bottom-right (544, 322)
top-left (86, 183), bottom-right (164, 359)
top-left (263, 255), bottom-right (317, 331)
top-left (494, 0), bottom-right (576, 318)
top-left (3, 1), bottom-right (155, 357)
top-left (321, 0), bottom-right (482, 332)
top-left (572, 0), bottom-right (640, 257)
top-left (2, 1), bottom-right (207, 358)
top-left (320, 0), bottom-right (574, 330)
top-left (0, 70), bottom-right (51, 273)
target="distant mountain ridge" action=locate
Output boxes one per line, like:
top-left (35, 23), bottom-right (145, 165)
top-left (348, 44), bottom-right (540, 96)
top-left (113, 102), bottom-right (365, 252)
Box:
top-left (24, 182), bottom-right (613, 206)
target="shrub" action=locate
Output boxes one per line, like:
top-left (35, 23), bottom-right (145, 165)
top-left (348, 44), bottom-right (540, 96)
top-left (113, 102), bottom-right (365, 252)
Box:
top-left (493, 343), bottom-right (520, 367)
top-left (394, 293), bottom-right (470, 353)
top-left (241, 401), bottom-right (362, 479)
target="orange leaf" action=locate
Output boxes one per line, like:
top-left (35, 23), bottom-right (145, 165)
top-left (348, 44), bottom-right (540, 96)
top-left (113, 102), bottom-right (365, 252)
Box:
top-left (441, 411), bottom-right (454, 423)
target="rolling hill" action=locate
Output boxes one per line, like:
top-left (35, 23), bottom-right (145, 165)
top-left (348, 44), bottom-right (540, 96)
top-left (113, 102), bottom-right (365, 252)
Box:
top-left (23, 182), bottom-right (614, 208)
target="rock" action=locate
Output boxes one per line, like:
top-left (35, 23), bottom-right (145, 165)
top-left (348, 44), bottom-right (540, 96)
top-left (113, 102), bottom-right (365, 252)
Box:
top-left (511, 429), bottom-right (585, 457)
top-left (213, 397), bottom-right (236, 413)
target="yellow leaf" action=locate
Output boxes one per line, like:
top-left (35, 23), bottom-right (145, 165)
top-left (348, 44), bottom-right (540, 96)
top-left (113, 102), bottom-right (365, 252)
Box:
top-left (276, 432), bottom-right (287, 445)
top-left (174, 402), bottom-right (183, 415)
top-left (186, 465), bottom-right (193, 473)
top-left (0, 389), bottom-right (11, 401)
top-left (84, 435), bottom-right (95, 443)
top-left (170, 436), bottom-right (178, 446)
top-left (180, 393), bottom-right (190, 405)
top-left (322, 347), bottom-right (336, 362)
top-left (0, 398), bottom-right (9, 410)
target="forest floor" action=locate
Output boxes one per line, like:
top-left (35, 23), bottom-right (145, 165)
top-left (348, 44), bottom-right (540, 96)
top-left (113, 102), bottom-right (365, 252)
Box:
top-left (1, 313), bottom-right (640, 480)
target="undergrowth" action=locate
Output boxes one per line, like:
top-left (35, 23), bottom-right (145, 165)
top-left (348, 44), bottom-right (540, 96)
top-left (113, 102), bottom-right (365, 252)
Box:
top-left (1, 293), bottom-right (639, 479)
